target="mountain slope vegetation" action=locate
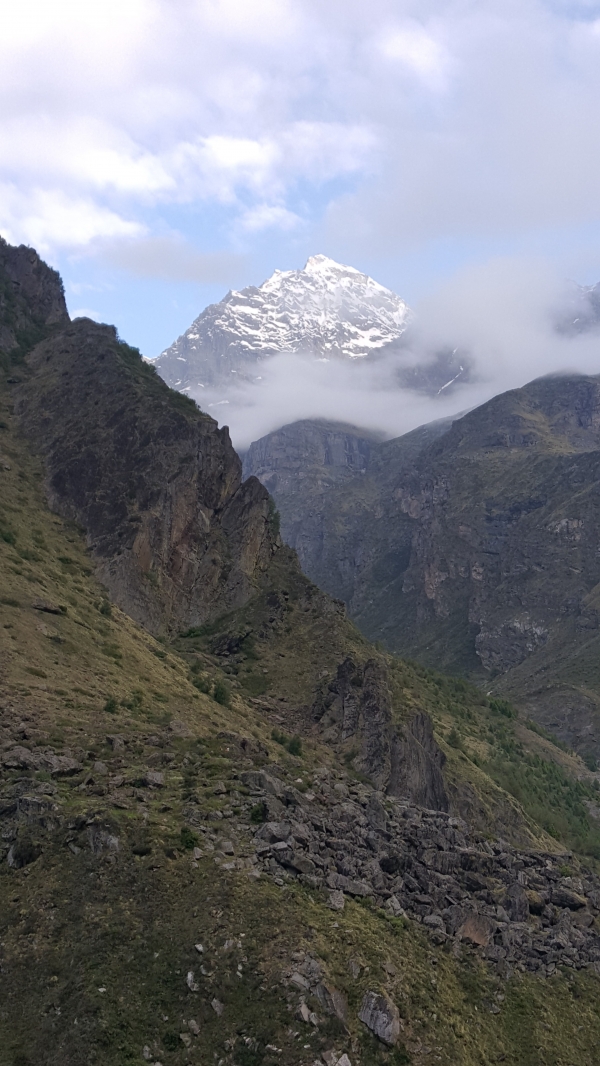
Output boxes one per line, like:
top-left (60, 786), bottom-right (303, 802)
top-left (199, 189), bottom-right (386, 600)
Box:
top-left (2, 239), bottom-right (600, 1065)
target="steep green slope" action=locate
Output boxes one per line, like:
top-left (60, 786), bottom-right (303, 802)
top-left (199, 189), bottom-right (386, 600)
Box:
top-left (3, 241), bottom-right (600, 1066)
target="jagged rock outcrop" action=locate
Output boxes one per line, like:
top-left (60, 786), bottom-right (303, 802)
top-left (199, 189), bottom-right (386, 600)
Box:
top-left (313, 658), bottom-right (448, 808)
top-left (0, 238), bottom-right (68, 359)
top-left (0, 238), bottom-right (281, 640)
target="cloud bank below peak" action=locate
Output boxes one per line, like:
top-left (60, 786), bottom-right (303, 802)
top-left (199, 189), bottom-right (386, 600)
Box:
top-left (189, 255), bottom-right (600, 451)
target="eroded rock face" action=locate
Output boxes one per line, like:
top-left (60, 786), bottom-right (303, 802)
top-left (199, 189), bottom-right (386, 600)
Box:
top-left (15, 319), bottom-right (278, 636)
top-left (0, 238), bottom-right (68, 357)
top-left (314, 658), bottom-right (448, 809)
top-left (388, 713), bottom-right (448, 811)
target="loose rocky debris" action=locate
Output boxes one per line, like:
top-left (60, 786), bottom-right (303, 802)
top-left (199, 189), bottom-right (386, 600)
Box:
top-left (2, 745), bottom-right (82, 776)
top-left (215, 766), bottom-right (600, 977)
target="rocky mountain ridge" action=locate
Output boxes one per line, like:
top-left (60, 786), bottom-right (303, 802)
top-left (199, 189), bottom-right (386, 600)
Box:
top-left (244, 378), bottom-right (600, 762)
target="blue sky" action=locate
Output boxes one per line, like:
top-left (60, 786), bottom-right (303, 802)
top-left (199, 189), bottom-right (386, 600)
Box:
top-left (3, 0), bottom-right (600, 359)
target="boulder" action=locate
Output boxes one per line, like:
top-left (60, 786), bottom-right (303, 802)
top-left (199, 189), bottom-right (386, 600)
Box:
top-left (358, 990), bottom-right (401, 1046)
top-left (506, 883), bottom-right (530, 923)
top-left (552, 886), bottom-right (587, 910)
top-left (457, 914), bottom-right (496, 947)
top-left (328, 890), bottom-right (345, 911)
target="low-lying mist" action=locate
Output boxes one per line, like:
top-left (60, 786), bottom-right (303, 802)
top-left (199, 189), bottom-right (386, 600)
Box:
top-left (189, 256), bottom-right (600, 452)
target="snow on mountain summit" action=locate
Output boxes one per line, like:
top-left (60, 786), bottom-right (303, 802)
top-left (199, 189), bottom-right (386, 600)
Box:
top-left (154, 255), bottom-right (411, 391)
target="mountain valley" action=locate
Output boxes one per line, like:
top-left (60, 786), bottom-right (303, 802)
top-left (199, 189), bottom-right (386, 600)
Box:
top-left (3, 238), bottom-right (600, 1065)
top-left (243, 377), bottom-right (600, 766)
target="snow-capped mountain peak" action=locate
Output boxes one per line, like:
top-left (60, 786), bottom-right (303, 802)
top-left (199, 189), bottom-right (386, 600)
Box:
top-left (154, 255), bottom-right (411, 391)
top-left (304, 253), bottom-right (361, 275)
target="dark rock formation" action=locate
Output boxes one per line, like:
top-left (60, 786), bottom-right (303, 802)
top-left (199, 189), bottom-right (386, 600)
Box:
top-left (0, 237), bottom-right (68, 359)
top-left (13, 317), bottom-right (278, 636)
top-left (313, 658), bottom-right (448, 809)
top-left (388, 713), bottom-right (448, 811)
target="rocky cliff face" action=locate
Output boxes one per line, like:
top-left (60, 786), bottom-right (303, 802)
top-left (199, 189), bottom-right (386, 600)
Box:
top-left (313, 657), bottom-right (448, 809)
top-left (14, 318), bottom-right (277, 636)
top-left (1, 239), bottom-right (447, 810)
top-left (245, 379), bottom-right (600, 759)
top-left (243, 416), bottom-right (451, 607)
top-left (242, 418), bottom-right (380, 496)
top-left (0, 237), bottom-right (68, 360)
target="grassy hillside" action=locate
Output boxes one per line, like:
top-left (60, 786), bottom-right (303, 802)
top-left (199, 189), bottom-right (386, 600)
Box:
top-left (3, 249), bottom-right (600, 1064)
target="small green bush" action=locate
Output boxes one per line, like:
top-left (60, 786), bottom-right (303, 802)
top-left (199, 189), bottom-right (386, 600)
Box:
top-left (250, 801), bottom-right (268, 824)
top-left (213, 680), bottom-right (231, 706)
top-left (448, 727), bottom-right (463, 750)
top-left (180, 826), bottom-right (199, 850)
top-left (121, 689), bottom-right (143, 712)
top-left (271, 728), bottom-right (302, 756)
top-left (103, 697), bottom-right (117, 714)
top-left (489, 697), bottom-right (517, 719)
top-left (287, 735), bottom-right (302, 757)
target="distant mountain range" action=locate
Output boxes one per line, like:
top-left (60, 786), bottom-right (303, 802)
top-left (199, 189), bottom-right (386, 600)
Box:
top-left (243, 376), bottom-right (600, 763)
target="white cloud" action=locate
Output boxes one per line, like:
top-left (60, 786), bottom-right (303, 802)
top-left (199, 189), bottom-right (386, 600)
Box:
top-left (0, 185), bottom-right (142, 253)
top-left (238, 204), bottom-right (303, 233)
top-left (70, 307), bottom-right (101, 321)
top-left (379, 21), bottom-right (450, 90)
top-left (2, 0), bottom-right (600, 317)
